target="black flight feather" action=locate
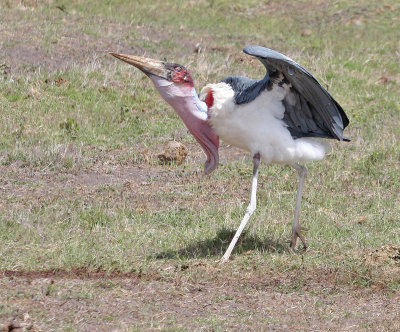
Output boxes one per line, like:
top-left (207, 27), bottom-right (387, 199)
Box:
top-left (223, 45), bottom-right (350, 141)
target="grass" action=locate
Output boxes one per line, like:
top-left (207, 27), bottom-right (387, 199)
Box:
top-left (1, 0), bottom-right (399, 275)
top-left (0, 0), bottom-right (399, 330)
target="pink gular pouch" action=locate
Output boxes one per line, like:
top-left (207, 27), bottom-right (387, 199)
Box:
top-left (148, 74), bottom-right (219, 175)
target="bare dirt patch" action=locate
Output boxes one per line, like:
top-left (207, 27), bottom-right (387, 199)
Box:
top-left (366, 245), bottom-right (400, 264)
top-left (0, 4), bottom-right (203, 75)
top-left (0, 12), bottom-right (140, 73)
top-left (0, 267), bottom-right (143, 280)
top-left (0, 144), bottom-right (250, 213)
top-left (1, 266), bottom-right (400, 331)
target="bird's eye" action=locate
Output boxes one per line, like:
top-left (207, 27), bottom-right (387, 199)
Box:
top-left (176, 67), bottom-right (182, 72)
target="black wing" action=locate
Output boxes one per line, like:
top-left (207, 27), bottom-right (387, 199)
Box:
top-left (243, 45), bottom-right (349, 141)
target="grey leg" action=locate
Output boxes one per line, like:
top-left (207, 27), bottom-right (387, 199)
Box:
top-left (290, 163), bottom-right (308, 250)
top-left (220, 153), bottom-right (260, 263)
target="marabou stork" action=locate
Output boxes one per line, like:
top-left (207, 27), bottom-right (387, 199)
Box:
top-left (110, 46), bottom-right (349, 263)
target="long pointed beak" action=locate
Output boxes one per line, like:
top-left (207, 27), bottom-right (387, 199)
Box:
top-left (109, 52), bottom-right (170, 79)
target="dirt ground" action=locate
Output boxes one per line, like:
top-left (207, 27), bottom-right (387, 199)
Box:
top-left (1, 266), bottom-right (400, 331)
top-left (1, 156), bottom-right (400, 330)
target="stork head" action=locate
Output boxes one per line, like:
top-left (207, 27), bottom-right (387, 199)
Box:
top-left (109, 52), bottom-right (220, 175)
top-left (109, 52), bottom-right (194, 90)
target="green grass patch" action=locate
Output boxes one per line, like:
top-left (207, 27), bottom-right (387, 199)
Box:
top-left (0, 0), bottom-right (399, 300)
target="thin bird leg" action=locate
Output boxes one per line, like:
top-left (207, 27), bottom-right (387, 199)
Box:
top-left (290, 163), bottom-right (308, 250)
top-left (220, 153), bottom-right (260, 263)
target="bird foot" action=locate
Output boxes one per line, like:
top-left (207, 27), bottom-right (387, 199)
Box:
top-left (290, 226), bottom-right (308, 251)
top-left (290, 243), bottom-right (308, 253)
top-left (218, 255), bottom-right (230, 264)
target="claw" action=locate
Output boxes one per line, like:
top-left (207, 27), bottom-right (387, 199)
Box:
top-left (218, 256), bottom-right (229, 264)
top-left (290, 227), bottom-right (308, 250)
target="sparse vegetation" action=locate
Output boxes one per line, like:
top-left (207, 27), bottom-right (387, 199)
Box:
top-left (0, 0), bottom-right (399, 330)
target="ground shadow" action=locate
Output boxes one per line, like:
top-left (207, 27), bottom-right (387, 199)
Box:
top-left (153, 228), bottom-right (289, 260)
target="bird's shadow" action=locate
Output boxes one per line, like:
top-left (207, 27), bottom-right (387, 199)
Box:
top-left (153, 228), bottom-right (289, 260)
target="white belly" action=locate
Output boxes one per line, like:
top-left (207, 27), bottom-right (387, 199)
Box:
top-left (208, 86), bottom-right (330, 164)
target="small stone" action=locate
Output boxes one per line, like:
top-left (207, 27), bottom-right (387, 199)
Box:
top-left (357, 216), bottom-right (367, 224)
top-left (158, 141), bottom-right (188, 165)
top-left (55, 77), bottom-right (70, 86)
top-left (301, 28), bottom-right (312, 36)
